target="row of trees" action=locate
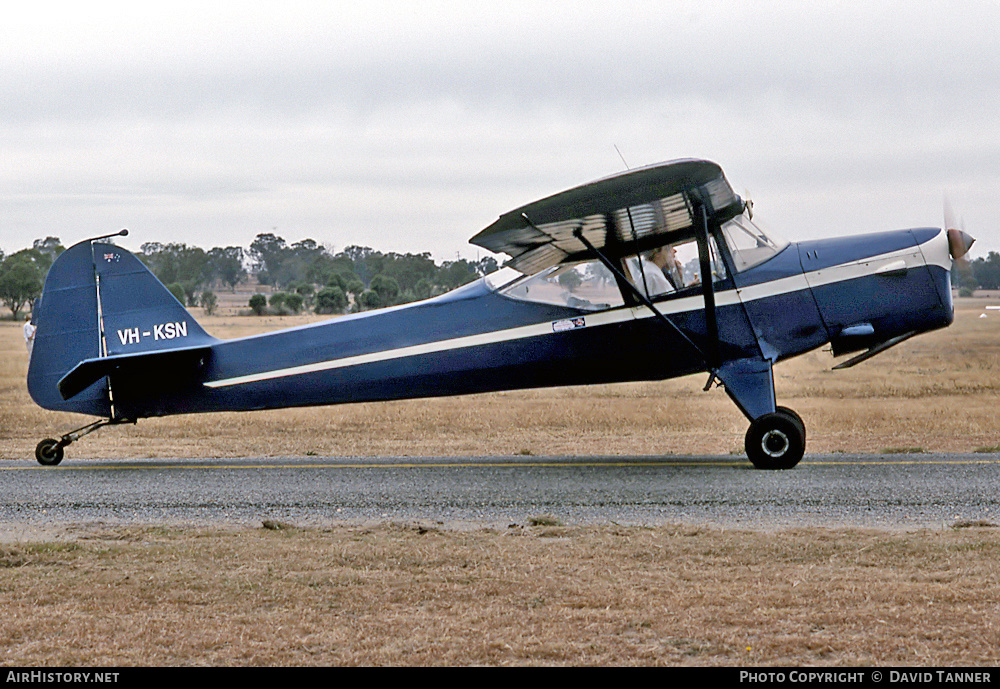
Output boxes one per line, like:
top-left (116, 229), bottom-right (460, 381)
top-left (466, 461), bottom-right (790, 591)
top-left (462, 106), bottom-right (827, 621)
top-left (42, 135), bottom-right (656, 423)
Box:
top-left (1, 233), bottom-right (499, 318)
top-left (954, 252), bottom-right (1000, 293)
top-left (141, 232), bottom-right (498, 315)
top-left (9, 232), bottom-right (1000, 319)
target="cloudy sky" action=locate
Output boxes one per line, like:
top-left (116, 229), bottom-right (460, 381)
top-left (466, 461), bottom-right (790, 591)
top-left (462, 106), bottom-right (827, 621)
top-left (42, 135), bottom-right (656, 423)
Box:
top-left (3, 1), bottom-right (999, 262)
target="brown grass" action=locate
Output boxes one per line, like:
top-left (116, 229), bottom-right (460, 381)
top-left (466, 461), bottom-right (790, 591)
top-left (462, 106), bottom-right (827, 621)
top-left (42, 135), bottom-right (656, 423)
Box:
top-left (3, 298), bottom-right (999, 460)
top-left (1, 523), bottom-right (999, 666)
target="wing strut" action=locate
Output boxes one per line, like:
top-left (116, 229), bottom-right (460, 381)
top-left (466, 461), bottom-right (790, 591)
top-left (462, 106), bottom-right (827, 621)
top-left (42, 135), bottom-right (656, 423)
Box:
top-left (570, 213), bottom-right (775, 421)
top-left (693, 202), bottom-right (720, 370)
top-left (568, 224), bottom-right (716, 375)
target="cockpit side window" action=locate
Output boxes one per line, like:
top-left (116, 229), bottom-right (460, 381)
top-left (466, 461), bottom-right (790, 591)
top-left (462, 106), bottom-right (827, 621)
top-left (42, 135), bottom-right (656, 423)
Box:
top-left (720, 214), bottom-right (789, 272)
top-left (499, 260), bottom-right (624, 311)
top-left (623, 236), bottom-right (728, 301)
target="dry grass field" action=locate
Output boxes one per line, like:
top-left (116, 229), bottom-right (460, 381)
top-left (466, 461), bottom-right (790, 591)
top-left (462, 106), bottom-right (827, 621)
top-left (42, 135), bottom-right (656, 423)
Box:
top-left (1, 523), bottom-right (999, 667)
top-left (2, 297), bottom-right (1000, 666)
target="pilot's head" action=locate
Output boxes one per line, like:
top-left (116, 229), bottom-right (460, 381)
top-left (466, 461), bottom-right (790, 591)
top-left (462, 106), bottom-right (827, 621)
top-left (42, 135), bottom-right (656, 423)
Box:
top-left (647, 246), bottom-right (675, 268)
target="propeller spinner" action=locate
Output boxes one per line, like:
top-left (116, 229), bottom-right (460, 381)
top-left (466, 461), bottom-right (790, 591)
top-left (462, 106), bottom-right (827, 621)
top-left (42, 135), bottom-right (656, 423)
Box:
top-left (944, 199), bottom-right (975, 261)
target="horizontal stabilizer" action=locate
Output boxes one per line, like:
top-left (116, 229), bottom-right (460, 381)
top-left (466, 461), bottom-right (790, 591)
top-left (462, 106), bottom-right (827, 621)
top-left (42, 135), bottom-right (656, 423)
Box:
top-left (58, 345), bottom-right (212, 401)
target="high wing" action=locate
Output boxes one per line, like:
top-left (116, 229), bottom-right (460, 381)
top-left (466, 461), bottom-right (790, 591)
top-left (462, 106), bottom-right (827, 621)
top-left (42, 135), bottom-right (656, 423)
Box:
top-left (470, 158), bottom-right (745, 273)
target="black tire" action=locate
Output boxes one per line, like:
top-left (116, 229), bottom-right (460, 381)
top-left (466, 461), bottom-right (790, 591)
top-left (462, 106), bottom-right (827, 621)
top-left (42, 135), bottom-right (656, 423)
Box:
top-left (745, 410), bottom-right (805, 470)
top-left (35, 438), bottom-right (64, 466)
top-left (776, 406), bottom-right (806, 443)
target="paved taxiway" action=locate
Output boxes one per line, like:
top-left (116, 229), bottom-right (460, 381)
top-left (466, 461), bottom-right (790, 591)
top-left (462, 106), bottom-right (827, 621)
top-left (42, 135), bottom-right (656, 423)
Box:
top-left (2, 454), bottom-right (999, 531)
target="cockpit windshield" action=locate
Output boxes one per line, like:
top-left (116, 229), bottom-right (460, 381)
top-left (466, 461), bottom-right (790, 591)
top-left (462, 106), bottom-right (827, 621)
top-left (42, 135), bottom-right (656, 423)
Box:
top-left (719, 213), bottom-right (789, 272)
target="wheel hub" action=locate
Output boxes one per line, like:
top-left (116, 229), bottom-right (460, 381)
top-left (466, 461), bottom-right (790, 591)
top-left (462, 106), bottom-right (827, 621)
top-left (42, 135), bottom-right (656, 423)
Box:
top-left (761, 429), bottom-right (790, 457)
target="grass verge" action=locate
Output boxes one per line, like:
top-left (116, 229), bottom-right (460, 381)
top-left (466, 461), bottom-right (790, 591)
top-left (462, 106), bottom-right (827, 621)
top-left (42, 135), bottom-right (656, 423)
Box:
top-left (2, 523), bottom-right (999, 666)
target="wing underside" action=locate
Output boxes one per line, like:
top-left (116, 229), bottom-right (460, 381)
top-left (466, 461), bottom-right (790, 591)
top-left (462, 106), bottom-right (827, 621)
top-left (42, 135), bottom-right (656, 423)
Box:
top-left (470, 159), bottom-right (744, 273)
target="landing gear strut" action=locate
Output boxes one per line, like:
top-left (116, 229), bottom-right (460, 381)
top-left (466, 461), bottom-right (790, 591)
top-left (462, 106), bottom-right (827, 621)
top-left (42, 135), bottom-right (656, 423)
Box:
top-left (744, 407), bottom-right (806, 470)
top-left (35, 418), bottom-right (130, 466)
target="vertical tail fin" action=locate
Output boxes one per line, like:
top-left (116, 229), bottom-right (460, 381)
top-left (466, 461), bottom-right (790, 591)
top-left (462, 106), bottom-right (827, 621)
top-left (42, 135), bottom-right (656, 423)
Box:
top-left (27, 240), bottom-right (215, 417)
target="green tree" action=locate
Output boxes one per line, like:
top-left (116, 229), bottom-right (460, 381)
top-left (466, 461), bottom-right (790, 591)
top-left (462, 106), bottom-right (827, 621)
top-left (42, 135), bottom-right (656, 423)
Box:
top-left (436, 259), bottom-right (480, 290)
top-left (32, 237), bottom-right (64, 267)
top-left (249, 233), bottom-right (288, 285)
top-left (971, 252), bottom-right (1000, 290)
top-left (557, 269), bottom-right (583, 291)
top-left (140, 242), bottom-right (210, 293)
top-left (181, 279), bottom-right (201, 307)
top-left (284, 293), bottom-right (304, 314)
top-left (166, 283), bottom-right (186, 305)
top-left (315, 286), bottom-right (347, 314)
top-left (207, 246), bottom-right (246, 290)
top-left (369, 274), bottom-right (400, 306)
top-left (357, 290), bottom-right (382, 311)
top-left (475, 256), bottom-right (499, 276)
top-left (269, 292), bottom-right (288, 313)
top-left (201, 290), bottom-right (217, 316)
top-left (345, 278), bottom-right (366, 297)
top-left (340, 245), bottom-right (382, 286)
top-left (0, 254), bottom-right (43, 318)
top-left (380, 251), bottom-right (437, 294)
top-left (414, 277), bottom-right (435, 300)
top-left (249, 293), bottom-right (267, 316)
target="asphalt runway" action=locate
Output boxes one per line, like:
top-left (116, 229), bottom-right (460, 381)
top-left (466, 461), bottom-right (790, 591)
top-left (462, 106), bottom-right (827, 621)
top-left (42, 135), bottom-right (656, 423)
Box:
top-left (3, 454), bottom-right (1000, 533)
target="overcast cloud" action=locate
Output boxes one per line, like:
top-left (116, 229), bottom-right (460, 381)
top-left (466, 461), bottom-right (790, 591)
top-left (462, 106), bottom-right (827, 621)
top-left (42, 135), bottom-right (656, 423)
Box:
top-left (3, 1), bottom-right (999, 261)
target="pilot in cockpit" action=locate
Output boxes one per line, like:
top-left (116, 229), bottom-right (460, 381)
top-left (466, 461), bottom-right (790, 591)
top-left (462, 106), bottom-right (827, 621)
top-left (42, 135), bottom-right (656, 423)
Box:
top-left (631, 245), bottom-right (684, 296)
top-left (651, 245), bottom-right (685, 290)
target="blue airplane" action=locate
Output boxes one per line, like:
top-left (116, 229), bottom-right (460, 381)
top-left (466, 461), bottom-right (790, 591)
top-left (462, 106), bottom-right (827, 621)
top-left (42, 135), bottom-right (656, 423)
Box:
top-left (27, 159), bottom-right (973, 468)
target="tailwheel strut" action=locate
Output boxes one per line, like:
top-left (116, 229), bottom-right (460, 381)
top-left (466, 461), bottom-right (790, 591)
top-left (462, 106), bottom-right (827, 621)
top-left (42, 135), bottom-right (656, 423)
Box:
top-left (35, 418), bottom-right (132, 466)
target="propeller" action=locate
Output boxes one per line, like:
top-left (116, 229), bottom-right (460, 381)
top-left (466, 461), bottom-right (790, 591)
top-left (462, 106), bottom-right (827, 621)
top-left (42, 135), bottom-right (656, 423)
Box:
top-left (944, 198), bottom-right (975, 263)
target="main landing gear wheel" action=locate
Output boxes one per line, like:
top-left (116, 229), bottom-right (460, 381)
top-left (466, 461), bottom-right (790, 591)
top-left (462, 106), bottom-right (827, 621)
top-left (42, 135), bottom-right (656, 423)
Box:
top-left (35, 438), bottom-right (65, 466)
top-left (776, 406), bottom-right (805, 443)
top-left (745, 408), bottom-right (805, 470)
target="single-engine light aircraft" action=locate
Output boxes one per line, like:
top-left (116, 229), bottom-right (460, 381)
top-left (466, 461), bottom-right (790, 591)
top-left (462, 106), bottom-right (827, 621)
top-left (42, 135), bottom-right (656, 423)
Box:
top-left (27, 159), bottom-right (974, 468)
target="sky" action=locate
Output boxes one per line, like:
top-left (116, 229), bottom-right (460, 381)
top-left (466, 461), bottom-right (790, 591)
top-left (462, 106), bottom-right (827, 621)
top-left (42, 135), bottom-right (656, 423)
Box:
top-left (3, 1), bottom-right (999, 263)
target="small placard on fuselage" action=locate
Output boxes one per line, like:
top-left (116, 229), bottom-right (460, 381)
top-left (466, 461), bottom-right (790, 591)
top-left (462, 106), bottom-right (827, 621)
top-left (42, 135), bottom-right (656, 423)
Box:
top-left (551, 317), bottom-right (586, 333)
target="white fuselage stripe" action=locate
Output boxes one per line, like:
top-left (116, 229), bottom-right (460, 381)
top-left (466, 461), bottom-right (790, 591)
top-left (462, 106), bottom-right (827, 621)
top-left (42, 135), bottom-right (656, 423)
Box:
top-left (204, 234), bottom-right (945, 389)
top-left (204, 317), bottom-right (607, 388)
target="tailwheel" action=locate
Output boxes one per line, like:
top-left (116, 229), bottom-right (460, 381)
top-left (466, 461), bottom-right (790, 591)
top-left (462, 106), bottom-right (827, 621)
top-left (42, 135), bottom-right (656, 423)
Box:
top-left (745, 408), bottom-right (805, 470)
top-left (34, 417), bottom-right (132, 466)
top-left (35, 438), bottom-right (65, 466)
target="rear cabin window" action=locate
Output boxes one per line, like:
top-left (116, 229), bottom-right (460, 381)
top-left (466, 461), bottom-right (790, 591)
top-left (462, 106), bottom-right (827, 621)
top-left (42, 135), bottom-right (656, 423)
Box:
top-left (500, 260), bottom-right (624, 311)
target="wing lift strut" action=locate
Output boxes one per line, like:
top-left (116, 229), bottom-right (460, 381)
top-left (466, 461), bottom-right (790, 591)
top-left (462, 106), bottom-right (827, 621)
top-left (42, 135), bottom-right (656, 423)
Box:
top-left (524, 202), bottom-right (805, 469)
top-left (557, 203), bottom-right (772, 417)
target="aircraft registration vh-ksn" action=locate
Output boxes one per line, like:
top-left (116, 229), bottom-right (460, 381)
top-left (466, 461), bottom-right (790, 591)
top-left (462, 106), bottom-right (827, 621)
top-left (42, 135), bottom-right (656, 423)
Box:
top-left (27, 159), bottom-right (974, 469)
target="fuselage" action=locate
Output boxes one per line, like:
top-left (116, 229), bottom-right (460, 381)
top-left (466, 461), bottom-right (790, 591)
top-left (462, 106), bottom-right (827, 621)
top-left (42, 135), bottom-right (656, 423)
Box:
top-left (108, 226), bottom-right (955, 420)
